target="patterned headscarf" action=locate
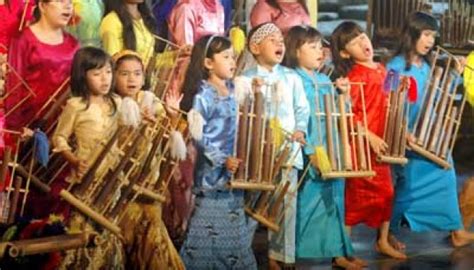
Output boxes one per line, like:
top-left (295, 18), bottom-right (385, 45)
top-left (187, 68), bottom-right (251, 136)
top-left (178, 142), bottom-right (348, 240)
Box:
top-left (249, 22), bottom-right (281, 45)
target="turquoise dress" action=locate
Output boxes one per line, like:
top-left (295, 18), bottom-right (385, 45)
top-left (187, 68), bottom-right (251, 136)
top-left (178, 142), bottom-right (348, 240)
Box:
top-left (387, 56), bottom-right (463, 232)
top-left (294, 69), bottom-right (354, 258)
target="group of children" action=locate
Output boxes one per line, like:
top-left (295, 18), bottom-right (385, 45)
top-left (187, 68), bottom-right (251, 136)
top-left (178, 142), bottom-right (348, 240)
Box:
top-left (2, 3), bottom-right (473, 268)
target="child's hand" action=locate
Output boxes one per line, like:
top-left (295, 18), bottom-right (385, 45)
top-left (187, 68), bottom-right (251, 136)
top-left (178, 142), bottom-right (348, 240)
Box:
top-left (335, 77), bottom-right (350, 94)
top-left (225, 157), bottom-right (242, 174)
top-left (73, 159), bottom-right (88, 178)
top-left (165, 90), bottom-right (183, 117)
top-left (367, 131), bottom-right (387, 156)
top-left (251, 77), bottom-right (264, 92)
top-left (179, 45), bottom-right (193, 57)
top-left (291, 130), bottom-right (306, 145)
top-left (406, 132), bottom-right (416, 144)
top-left (454, 56), bottom-right (466, 74)
top-left (142, 107), bottom-right (157, 123)
top-left (20, 127), bottom-right (34, 141)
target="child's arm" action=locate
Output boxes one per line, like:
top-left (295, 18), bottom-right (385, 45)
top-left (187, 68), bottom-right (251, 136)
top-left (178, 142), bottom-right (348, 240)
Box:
top-left (292, 75), bottom-right (310, 145)
top-left (52, 100), bottom-right (87, 176)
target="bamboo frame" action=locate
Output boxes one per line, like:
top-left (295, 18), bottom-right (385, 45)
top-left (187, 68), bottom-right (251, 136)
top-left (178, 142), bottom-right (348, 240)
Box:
top-left (409, 46), bottom-right (469, 169)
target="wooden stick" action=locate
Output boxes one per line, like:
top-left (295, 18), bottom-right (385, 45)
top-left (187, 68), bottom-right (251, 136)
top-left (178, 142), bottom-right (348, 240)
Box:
top-left (323, 94), bottom-right (337, 171)
top-left (7, 177), bottom-right (22, 224)
top-left (338, 96), bottom-right (352, 170)
top-left (261, 121), bottom-right (273, 183)
top-left (268, 180), bottom-right (291, 221)
top-left (386, 91), bottom-right (399, 154)
top-left (392, 90), bottom-right (406, 156)
top-left (271, 145), bottom-right (291, 182)
top-left (0, 147), bottom-right (11, 187)
top-left (428, 75), bottom-right (453, 152)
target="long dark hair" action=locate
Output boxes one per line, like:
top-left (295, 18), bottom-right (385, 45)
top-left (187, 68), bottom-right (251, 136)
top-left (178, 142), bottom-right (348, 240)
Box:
top-left (330, 21), bottom-right (365, 77)
top-left (394, 11), bottom-right (438, 70)
top-left (70, 47), bottom-right (117, 114)
top-left (284, 25), bottom-right (322, 69)
top-left (265, 0), bottom-right (309, 18)
top-left (104, 0), bottom-right (159, 52)
top-left (180, 35), bottom-right (232, 112)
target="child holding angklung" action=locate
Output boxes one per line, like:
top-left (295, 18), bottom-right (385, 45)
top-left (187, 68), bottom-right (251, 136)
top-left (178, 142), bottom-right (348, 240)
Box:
top-left (235, 22), bottom-right (310, 269)
top-left (111, 49), bottom-right (185, 270)
top-left (178, 35), bottom-right (256, 269)
top-left (331, 21), bottom-right (406, 259)
top-left (284, 24), bottom-right (366, 269)
top-left (387, 11), bottom-right (474, 248)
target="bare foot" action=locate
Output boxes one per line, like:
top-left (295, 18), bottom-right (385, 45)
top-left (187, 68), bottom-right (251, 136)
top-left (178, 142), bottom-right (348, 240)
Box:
top-left (349, 256), bottom-right (368, 267)
top-left (268, 258), bottom-right (281, 270)
top-left (375, 240), bottom-right (407, 259)
top-left (451, 230), bottom-right (474, 247)
top-left (332, 257), bottom-right (362, 269)
top-left (388, 233), bottom-right (406, 250)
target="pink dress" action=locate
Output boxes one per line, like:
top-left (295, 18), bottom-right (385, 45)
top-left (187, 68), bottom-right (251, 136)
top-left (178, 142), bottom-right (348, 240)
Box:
top-left (5, 27), bottom-right (79, 131)
top-left (168, 0), bottom-right (225, 46)
top-left (250, 0), bottom-right (311, 34)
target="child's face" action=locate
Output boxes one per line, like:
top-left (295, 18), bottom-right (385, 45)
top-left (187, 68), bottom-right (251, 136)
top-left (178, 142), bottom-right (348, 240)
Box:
top-left (86, 62), bottom-right (113, 97)
top-left (415, 30), bottom-right (436, 56)
top-left (342, 33), bottom-right (373, 63)
top-left (251, 32), bottom-right (285, 67)
top-left (297, 40), bottom-right (324, 71)
top-left (205, 47), bottom-right (236, 80)
top-left (115, 59), bottom-right (144, 97)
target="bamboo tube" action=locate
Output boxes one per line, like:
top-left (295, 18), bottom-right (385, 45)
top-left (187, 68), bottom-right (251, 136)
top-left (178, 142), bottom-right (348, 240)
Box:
top-left (14, 164), bottom-right (50, 193)
top-left (386, 90), bottom-right (399, 154)
top-left (59, 190), bottom-right (121, 235)
top-left (440, 106), bottom-right (458, 158)
top-left (399, 119), bottom-right (408, 158)
top-left (382, 91), bottom-right (392, 150)
top-left (0, 147), bottom-right (11, 187)
top-left (416, 66), bottom-right (443, 143)
top-left (7, 177), bottom-right (22, 224)
top-left (93, 125), bottom-right (146, 209)
top-left (8, 233), bottom-right (99, 258)
top-left (428, 75), bottom-right (453, 152)
top-left (74, 126), bottom-right (124, 196)
top-left (356, 122), bottom-right (367, 170)
top-left (235, 97), bottom-right (251, 180)
top-left (338, 96), bottom-right (352, 170)
top-left (392, 90), bottom-right (406, 156)
top-left (268, 181), bottom-right (291, 221)
top-left (324, 94), bottom-right (337, 171)
top-left (271, 145), bottom-right (291, 182)
top-left (154, 157), bottom-right (174, 190)
top-left (254, 191), bottom-right (272, 215)
top-left (261, 121), bottom-right (273, 183)
top-left (248, 91), bottom-right (264, 181)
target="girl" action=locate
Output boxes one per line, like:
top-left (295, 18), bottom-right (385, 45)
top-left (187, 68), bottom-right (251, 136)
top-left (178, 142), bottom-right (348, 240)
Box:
top-left (387, 11), bottom-right (474, 248)
top-left (179, 35), bottom-right (256, 269)
top-left (5, 0), bottom-right (79, 131)
top-left (284, 25), bottom-right (365, 269)
top-left (68, 0), bottom-right (104, 47)
top-left (331, 21), bottom-right (406, 259)
top-left (250, 0), bottom-right (311, 34)
top-left (167, 0), bottom-right (225, 46)
top-left (112, 50), bottom-right (185, 270)
top-left (53, 46), bottom-right (124, 268)
top-left (100, 0), bottom-right (158, 66)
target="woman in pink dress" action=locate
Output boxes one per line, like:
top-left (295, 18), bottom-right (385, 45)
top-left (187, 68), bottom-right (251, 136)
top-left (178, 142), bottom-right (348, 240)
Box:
top-left (250, 0), bottom-right (311, 34)
top-left (165, 0), bottom-right (225, 245)
top-left (5, 0), bottom-right (79, 132)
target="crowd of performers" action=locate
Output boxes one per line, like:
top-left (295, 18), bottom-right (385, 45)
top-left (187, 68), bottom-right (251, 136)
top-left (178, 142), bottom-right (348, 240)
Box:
top-left (0, 0), bottom-right (473, 269)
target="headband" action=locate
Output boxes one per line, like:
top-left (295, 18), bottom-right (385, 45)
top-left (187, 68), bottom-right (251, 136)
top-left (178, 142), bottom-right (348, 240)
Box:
top-left (112, 50), bottom-right (142, 63)
top-left (204, 35), bottom-right (218, 58)
top-left (249, 23), bottom-right (281, 45)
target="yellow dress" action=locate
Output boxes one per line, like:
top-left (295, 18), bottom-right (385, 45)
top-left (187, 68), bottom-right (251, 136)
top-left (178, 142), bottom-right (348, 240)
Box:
top-left (100, 11), bottom-right (155, 66)
top-left (52, 96), bottom-right (122, 184)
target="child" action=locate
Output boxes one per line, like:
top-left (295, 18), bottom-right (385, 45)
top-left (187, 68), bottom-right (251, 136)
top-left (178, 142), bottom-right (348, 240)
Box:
top-left (52, 47), bottom-right (124, 268)
top-left (387, 12), bottom-right (474, 247)
top-left (331, 21), bottom-right (406, 259)
top-left (236, 22), bottom-right (310, 269)
top-left (112, 50), bottom-right (185, 270)
top-left (178, 35), bottom-right (256, 269)
top-left (284, 25), bottom-right (365, 269)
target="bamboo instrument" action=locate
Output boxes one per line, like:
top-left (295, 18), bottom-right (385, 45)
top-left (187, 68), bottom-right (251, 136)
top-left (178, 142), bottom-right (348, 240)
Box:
top-left (235, 96), bottom-right (251, 179)
top-left (8, 233), bottom-right (100, 258)
top-left (439, 106), bottom-right (458, 159)
top-left (356, 122), bottom-right (367, 170)
top-left (7, 177), bottom-right (22, 224)
top-left (324, 94), bottom-right (337, 170)
top-left (428, 75), bottom-right (454, 152)
top-left (248, 91), bottom-right (264, 182)
top-left (338, 95), bottom-right (352, 171)
top-left (0, 147), bottom-right (11, 186)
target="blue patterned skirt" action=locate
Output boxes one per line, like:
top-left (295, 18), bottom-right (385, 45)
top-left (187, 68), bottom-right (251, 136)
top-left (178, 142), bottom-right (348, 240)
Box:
top-left (180, 190), bottom-right (257, 270)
